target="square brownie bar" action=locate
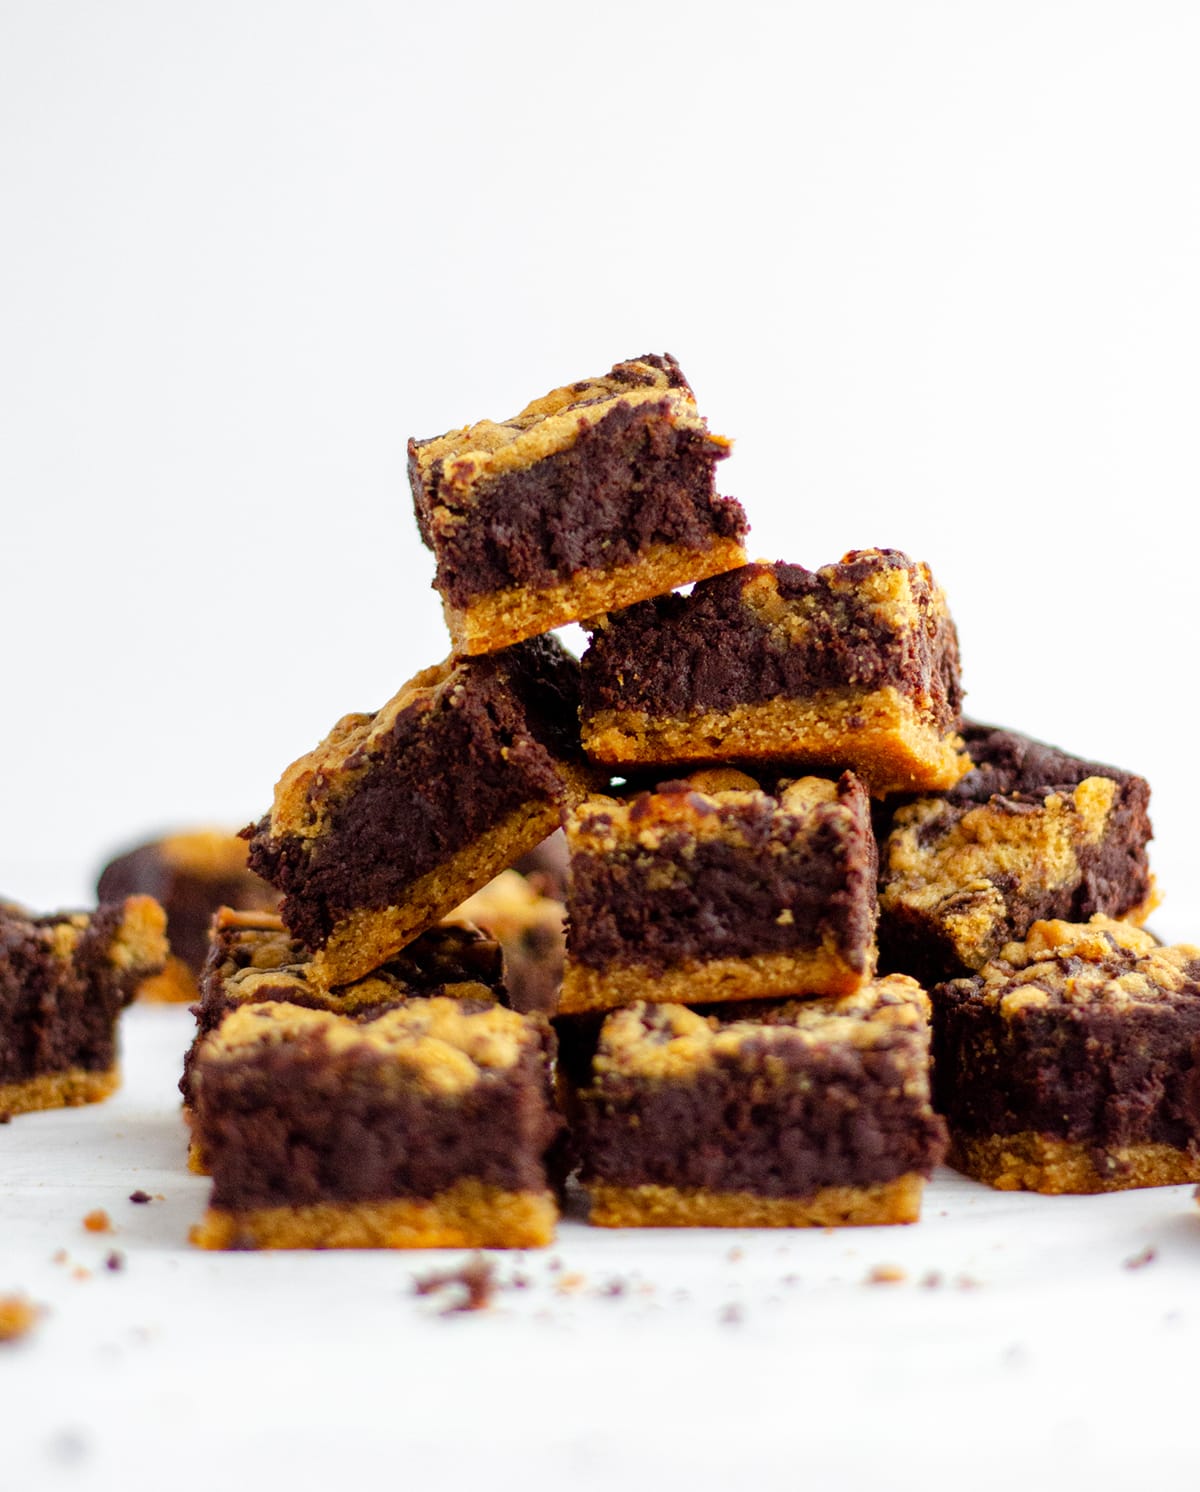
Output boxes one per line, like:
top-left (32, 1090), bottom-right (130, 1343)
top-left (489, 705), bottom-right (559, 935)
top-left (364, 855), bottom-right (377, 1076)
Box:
top-left (409, 353), bottom-right (748, 656)
top-left (571, 978), bottom-right (946, 1227)
top-left (188, 997), bottom-right (560, 1249)
top-left (0, 896), bottom-right (167, 1117)
top-left (879, 723), bottom-right (1155, 984)
top-left (244, 634), bottom-right (586, 986)
top-left (97, 828), bottom-right (278, 1003)
top-left (932, 916), bottom-right (1200, 1193)
top-left (579, 549), bottom-right (968, 795)
top-left (559, 769), bottom-right (878, 1015)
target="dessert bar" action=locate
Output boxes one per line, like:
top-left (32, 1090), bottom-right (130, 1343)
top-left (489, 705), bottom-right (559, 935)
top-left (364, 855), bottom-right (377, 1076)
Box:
top-left (450, 870), bottom-right (565, 1017)
top-left (97, 828), bottom-right (277, 1002)
top-left (189, 998), bottom-right (560, 1249)
top-left (579, 550), bottom-right (967, 795)
top-left (409, 353), bottom-right (748, 655)
top-left (559, 769), bottom-right (878, 1015)
top-left (0, 897), bottom-right (166, 1117)
top-left (572, 979), bottom-right (946, 1226)
top-left (880, 723), bottom-right (1154, 984)
top-left (932, 916), bottom-right (1200, 1193)
top-left (244, 634), bottom-right (585, 986)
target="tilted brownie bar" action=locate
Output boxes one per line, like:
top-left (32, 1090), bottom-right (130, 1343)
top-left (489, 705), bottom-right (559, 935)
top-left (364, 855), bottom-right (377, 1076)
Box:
top-left (98, 829), bottom-right (278, 1002)
top-left (579, 549), bottom-right (968, 795)
top-left (559, 768), bottom-right (878, 1015)
top-left (879, 722), bottom-right (1154, 984)
top-left (0, 897), bottom-right (167, 1117)
top-left (244, 634), bottom-right (586, 986)
top-left (189, 998), bottom-right (560, 1249)
top-left (932, 916), bottom-right (1200, 1194)
top-left (408, 353), bottom-right (748, 655)
top-left (572, 979), bottom-right (946, 1227)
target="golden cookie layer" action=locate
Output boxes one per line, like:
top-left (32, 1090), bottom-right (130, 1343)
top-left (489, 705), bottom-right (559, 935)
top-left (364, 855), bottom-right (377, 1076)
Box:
top-left (587, 1175), bottom-right (926, 1228)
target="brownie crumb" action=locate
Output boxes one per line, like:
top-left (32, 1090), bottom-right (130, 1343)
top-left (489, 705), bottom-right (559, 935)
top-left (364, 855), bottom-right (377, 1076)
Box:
top-left (1123, 1247), bottom-right (1157, 1271)
top-left (867, 1264), bottom-right (907, 1285)
top-left (0, 1295), bottom-right (40, 1343)
top-left (0, 1112), bottom-right (11, 1124)
top-left (71, 1267), bottom-right (91, 1282)
top-left (546, 1256), bottom-right (563, 1273)
top-left (128, 1191), bottom-right (153, 1205)
top-left (51, 1250), bottom-right (68, 1266)
top-left (556, 1272), bottom-right (587, 1295)
top-left (412, 1254), bottom-right (496, 1314)
top-left (920, 1270), bottom-right (944, 1289)
top-left (719, 1304), bottom-right (744, 1326)
top-left (509, 1272), bottom-right (531, 1290)
top-left (957, 1274), bottom-right (982, 1291)
top-left (599, 1278), bottom-right (627, 1299)
top-left (104, 1251), bottom-right (125, 1273)
top-left (82, 1210), bottom-right (112, 1234)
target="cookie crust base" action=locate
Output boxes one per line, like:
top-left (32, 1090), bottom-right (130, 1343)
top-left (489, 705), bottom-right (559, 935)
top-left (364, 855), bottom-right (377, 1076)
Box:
top-left (558, 946), bottom-right (871, 1016)
top-left (587, 1174), bottom-right (926, 1228)
top-left (948, 1132), bottom-right (1200, 1194)
top-left (582, 688), bottom-right (969, 796)
top-left (309, 797), bottom-right (565, 987)
top-left (0, 1067), bottom-right (119, 1118)
top-left (445, 537), bottom-right (748, 658)
top-left (189, 1182), bottom-right (557, 1250)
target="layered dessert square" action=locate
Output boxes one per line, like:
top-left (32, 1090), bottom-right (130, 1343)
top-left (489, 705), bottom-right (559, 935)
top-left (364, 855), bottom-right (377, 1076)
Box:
top-left (0, 896), bottom-right (167, 1117)
top-left (244, 634), bottom-right (586, 986)
top-left (408, 353), bottom-right (748, 656)
top-left (879, 723), bottom-right (1154, 984)
top-left (559, 769), bottom-right (878, 1015)
top-left (97, 828), bottom-right (278, 1002)
top-left (188, 997), bottom-right (560, 1249)
top-left (571, 978), bottom-right (946, 1226)
top-left (932, 917), bottom-right (1200, 1193)
top-left (579, 549), bottom-right (968, 795)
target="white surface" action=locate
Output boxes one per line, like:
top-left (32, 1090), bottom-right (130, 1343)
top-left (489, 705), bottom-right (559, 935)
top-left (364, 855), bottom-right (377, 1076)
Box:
top-left (1, 1005), bottom-right (1199, 1492)
top-left (4, 6), bottom-right (1200, 1487)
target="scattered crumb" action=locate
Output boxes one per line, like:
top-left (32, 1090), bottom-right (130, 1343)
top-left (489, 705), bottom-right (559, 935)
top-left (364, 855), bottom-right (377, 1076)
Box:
top-left (546, 1256), bottom-right (563, 1273)
top-left (920, 1271), bottom-right (944, 1289)
top-left (82, 1210), bottom-right (111, 1234)
top-left (867, 1264), bottom-right (907, 1285)
top-left (509, 1272), bottom-right (530, 1290)
top-left (128, 1191), bottom-right (152, 1205)
top-left (1123, 1247), bottom-right (1157, 1271)
top-left (412, 1254), bottom-right (496, 1314)
top-left (71, 1267), bottom-right (91, 1282)
top-left (599, 1278), bottom-right (627, 1299)
top-left (154, 1194), bottom-right (165, 1202)
top-left (555, 1272), bottom-right (586, 1295)
top-left (51, 1250), bottom-right (68, 1266)
top-left (719, 1304), bottom-right (744, 1326)
top-left (0, 1112), bottom-right (11, 1124)
top-left (727, 1247), bottom-right (744, 1262)
top-left (0, 1295), bottom-right (40, 1344)
top-left (956, 1274), bottom-right (982, 1291)
top-left (781, 1273), bottom-right (801, 1286)
top-left (104, 1251), bottom-right (125, 1273)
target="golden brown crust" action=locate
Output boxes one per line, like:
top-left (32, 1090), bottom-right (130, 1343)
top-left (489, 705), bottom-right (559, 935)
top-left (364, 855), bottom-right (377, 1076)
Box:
top-left (189, 1182), bottom-right (557, 1250)
top-left (558, 945), bottom-right (872, 1016)
top-left (0, 1066), bottom-right (119, 1117)
top-left (587, 1175), bottom-right (926, 1228)
top-left (948, 1132), bottom-right (1200, 1194)
top-left (445, 536), bottom-right (748, 657)
top-left (309, 797), bottom-right (565, 986)
top-left (582, 688), bottom-right (970, 796)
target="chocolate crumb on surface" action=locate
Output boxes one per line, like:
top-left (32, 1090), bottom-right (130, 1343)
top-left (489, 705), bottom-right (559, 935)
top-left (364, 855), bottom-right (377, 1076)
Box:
top-left (1123, 1247), bottom-right (1157, 1271)
top-left (412, 1254), bottom-right (497, 1313)
top-left (104, 1251), bottom-right (124, 1273)
top-left (82, 1210), bottom-right (111, 1234)
top-left (128, 1191), bottom-right (153, 1205)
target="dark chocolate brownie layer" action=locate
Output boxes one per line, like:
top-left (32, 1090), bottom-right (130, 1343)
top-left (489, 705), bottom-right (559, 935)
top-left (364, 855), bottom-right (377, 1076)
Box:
top-left (567, 774), bottom-right (878, 975)
top-left (947, 722), bottom-right (1149, 807)
top-left (580, 552), bottom-right (963, 731)
top-left (0, 902), bottom-right (152, 1084)
top-left (577, 1038), bottom-right (944, 1196)
top-left (245, 636), bottom-right (581, 952)
top-left (198, 1032), bottom-right (557, 1211)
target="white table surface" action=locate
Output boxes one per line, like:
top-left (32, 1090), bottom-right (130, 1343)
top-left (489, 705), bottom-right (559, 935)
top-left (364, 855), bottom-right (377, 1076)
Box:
top-left (3, 1001), bottom-right (1199, 1492)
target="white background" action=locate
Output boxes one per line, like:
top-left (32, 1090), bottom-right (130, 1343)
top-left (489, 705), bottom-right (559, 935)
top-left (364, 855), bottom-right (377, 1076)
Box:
top-left (2, 4), bottom-right (1199, 1487)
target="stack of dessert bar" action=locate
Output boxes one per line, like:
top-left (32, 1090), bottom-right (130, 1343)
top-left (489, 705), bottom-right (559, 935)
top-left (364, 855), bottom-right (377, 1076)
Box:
top-left (183, 350), bottom-right (1200, 1250)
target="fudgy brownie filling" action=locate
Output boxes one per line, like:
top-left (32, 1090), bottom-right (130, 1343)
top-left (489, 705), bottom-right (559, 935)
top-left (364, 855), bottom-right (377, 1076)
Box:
top-left (415, 400), bottom-right (744, 608)
top-left (948, 722), bottom-right (1146, 806)
top-left (931, 992), bottom-right (1200, 1152)
top-left (576, 1043), bottom-right (946, 1195)
top-left (0, 903), bottom-right (135, 1084)
top-left (246, 642), bottom-right (577, 951)
top-left (580, 556), bottom-right (962, 728)
top-left (568, 827), bottom-right (877, 972)
top-left (198, 1041), bottom-right (558, 1210)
